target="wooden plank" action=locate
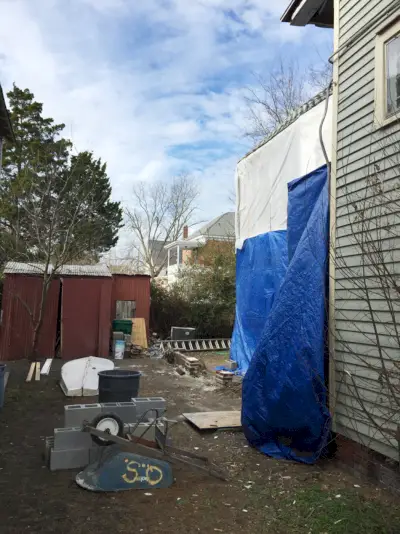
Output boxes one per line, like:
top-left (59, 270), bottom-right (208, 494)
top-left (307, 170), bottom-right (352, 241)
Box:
top-left (183, 411), bottom-right (242, 430)
top-left (26, 362), bottom-right (35, 383)
top-left (40, 358), bottom-right (53, 375)
top-left (35, 362), bottom-right (41, 381)
top-left (131, 318), bottom-right (148, 348)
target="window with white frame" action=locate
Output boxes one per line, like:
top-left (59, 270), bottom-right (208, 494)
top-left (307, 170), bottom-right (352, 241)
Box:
top-left (375, 19), bottom-right (400, 127)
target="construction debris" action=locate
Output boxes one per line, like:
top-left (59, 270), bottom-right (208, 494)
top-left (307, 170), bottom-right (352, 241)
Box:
top-left (60, 356), bottom-right (114, 397)
top-left (41, 359), bottom-right (53, 375)
top-left (161, 338), bottom-right (231, 353)
top-left (35, 362), bottom-right (41, 381)
top-left (216, 370), bottom-right (234, 387)
top-left (26, 362), bottom-right (35, 382)
top-left (183, 410), bottom-right (241, 430)
top-left (132, 318), bottom-right (148, 349)
top-left (174, 352), bottom-right (202, 376)
top-left (224, 360), bottom-right (238, 371)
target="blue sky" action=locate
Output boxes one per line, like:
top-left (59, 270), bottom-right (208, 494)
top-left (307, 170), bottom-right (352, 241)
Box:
top-left (0, 0), bottom-right (332, 253)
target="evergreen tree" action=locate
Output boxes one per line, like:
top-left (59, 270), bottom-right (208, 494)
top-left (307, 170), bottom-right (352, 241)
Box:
top-left (0, 84), bottom-right (122, 263)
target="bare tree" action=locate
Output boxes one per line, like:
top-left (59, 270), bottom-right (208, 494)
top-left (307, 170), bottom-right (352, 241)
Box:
top-left (244, 58), bottom-right (333, 144)
top-left (125, 174), bottom-right (199, 278)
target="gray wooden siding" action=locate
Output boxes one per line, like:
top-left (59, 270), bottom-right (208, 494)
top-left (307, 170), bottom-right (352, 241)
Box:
top-left (334, 0), bottom-right (400, 461)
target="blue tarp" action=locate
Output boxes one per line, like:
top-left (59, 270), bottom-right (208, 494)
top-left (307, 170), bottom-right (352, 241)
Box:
top-left (231, 230), bottom-right (288, 372)
top-left (241, 165), bottom-right (331, 464)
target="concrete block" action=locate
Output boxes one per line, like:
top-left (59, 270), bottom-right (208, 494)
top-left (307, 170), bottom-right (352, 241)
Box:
top-left (50, 447), bottom-right (89, 471)
top-left (54, 427), bottom-right (93, 451)
top-left (133, 397), bottom-right (166, 420)
top-left (115, 402), bottom-right (137, 423)
top-left (100, 402), bottom-right (119, 413)
top-left (224, 360), bottom-right (238, 371)
top-left (64, 404), bottom-right (102, 427)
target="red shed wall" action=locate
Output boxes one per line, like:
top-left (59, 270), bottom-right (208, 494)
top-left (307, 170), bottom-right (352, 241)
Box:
top-left (60, 277), bottom-right (112, 360)
top-left (111, 275), bottom-right (151, 333)
top-left (0, 274), bottom-right (60, 361)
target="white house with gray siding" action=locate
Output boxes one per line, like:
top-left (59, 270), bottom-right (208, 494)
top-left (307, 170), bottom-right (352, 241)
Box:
top-left (283, 0), bottom-right (400, 463)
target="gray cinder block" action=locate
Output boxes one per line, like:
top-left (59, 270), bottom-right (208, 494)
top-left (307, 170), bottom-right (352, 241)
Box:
top-left (64, 404), bottom-right (102, 427)
top-left (133, 397), bottom-right (166, 420)
top-left (50, 447), bottom-right (89, 471)
top-left (54, 427), bottom-right (93, 451)
top-left (100, 402), bottom-right (119, 413)
top-left (114, 402), bottom-right (137, 423)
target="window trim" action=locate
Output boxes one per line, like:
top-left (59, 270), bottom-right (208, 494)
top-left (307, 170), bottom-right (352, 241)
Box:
top-left (375, 18), bottom-right (400, 129)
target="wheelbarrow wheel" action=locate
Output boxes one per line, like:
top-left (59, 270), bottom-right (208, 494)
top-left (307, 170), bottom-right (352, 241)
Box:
top-left (90, 413), bottom-right (124, 446)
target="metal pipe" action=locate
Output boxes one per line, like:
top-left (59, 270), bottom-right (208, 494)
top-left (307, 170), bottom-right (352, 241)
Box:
top-left (329, 0), bottom-right (400, 64)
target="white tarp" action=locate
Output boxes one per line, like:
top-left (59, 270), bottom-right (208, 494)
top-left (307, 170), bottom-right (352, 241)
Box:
top-left (60, 356), bottom-right (114, 397)
top-left (236, 98), bottom-right (332, 249)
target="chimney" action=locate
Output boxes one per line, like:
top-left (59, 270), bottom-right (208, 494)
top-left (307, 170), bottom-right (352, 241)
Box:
top-left (183, 225), bottom-right (188, 239)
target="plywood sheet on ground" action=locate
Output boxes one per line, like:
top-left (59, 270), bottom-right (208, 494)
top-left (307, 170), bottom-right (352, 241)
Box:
top-left (132, 318), bottom-right (148, 348)
top-left (183, 411), bottom-right (241, 430)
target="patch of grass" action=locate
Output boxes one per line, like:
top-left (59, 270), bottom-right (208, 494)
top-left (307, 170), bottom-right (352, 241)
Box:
top-left (275, 486), bottom-right (400, 534)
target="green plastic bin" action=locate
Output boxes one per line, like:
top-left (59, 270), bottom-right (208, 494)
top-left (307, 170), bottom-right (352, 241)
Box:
top-left (112, 319), bottom-right (133, 335)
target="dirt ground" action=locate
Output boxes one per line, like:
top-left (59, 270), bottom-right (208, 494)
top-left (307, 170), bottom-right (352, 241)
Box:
top-left (0, 358), bottom-right (399, 534)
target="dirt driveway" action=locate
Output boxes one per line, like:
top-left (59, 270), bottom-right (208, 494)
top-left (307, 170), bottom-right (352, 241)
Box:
top-left (0, 358), bottom-right (399, 534)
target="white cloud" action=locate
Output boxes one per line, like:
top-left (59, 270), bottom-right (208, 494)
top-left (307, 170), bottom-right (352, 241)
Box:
top-left (0, 0), bottom-right (332, 253)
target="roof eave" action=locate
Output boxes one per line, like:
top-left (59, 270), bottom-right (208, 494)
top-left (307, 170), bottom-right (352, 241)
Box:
top-left (164, 238), bottom-right (205, 250)
top-left (281, 0), bottom-right (333, 28)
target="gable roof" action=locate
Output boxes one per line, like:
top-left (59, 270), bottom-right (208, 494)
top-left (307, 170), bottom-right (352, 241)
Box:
top-left (190, 212), bottom-right (235, 239)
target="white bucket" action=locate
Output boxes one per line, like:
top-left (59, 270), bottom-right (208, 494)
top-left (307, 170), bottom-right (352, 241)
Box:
top-left (114, 340), bottom-right (125, 360)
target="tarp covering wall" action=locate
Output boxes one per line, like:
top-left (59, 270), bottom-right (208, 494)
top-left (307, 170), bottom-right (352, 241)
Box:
top-left (241, 166), bottom-right (331, 463)
top-left (236, 98), bottom-right (332, 249)
top-left (230, 231), bottom-right (288, 371)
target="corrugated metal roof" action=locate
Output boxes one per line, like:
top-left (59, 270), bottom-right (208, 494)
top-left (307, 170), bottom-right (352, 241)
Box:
top-left (59, 264), bottom-right (112, 277)
top-left (4, 262), bottom-right (52, 275)
top-left (4, 262), bottom-right (112, 277)
top-left (108, 265), bottom-right (150, 276)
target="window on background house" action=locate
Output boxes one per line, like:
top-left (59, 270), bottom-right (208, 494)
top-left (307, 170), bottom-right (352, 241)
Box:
top-left (375, 19), bottom-right (400, 127)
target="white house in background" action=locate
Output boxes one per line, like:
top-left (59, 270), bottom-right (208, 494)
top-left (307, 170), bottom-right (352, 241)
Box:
top-left (164, 212), bottom-right (235, 285)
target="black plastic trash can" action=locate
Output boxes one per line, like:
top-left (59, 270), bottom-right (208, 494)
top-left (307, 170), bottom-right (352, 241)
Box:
top-left (0, 364), bottom-right (6, 409)
top-left (98, 369), bottom-right (141, 403)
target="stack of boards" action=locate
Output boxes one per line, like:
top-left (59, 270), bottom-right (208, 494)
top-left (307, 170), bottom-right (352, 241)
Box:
top-left (26, 359), bottom-right (53, 382)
